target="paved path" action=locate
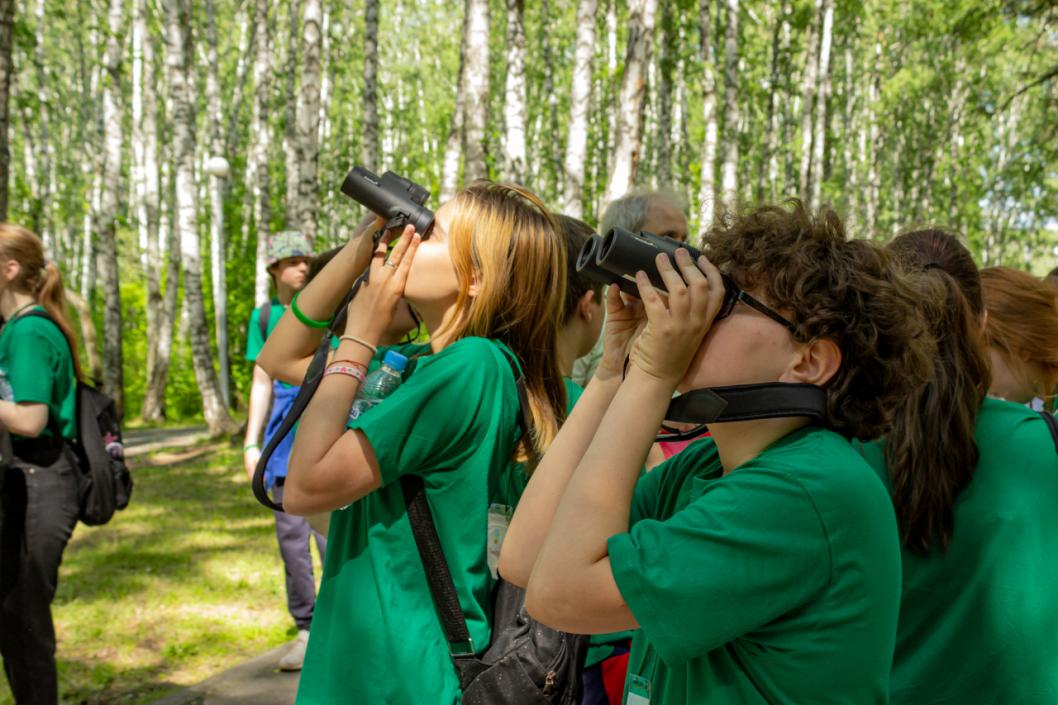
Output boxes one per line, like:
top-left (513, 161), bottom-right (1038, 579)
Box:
top-left (148, 646), bottom-right (299, 705)
top-left (124, 425), bottom-right (212, 458)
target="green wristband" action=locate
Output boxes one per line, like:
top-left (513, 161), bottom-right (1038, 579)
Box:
top-left (290, 291), bottom-right (334, 329)
top-left (244, 443), bottom-right (260, 452)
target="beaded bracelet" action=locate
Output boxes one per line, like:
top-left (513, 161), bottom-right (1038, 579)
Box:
top-left (290, 291), bottom-right (334, 329)
top-left (324, 363), bottom-right (366, 384)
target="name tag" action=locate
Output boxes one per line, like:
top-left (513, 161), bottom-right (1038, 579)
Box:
top-left (626, 674), bottom-right (651, 705)
top-left (487, 503), bottom-right (512, 579)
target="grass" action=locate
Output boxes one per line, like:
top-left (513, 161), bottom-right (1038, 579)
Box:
top-left (0, 442), bottom-right (319, 705)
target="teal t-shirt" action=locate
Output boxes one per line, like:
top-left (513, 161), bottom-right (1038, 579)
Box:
top-left (609, 427), bottom-right (901, 705)
top-left (295, 337), bottom-right (523, 705)
top-left (0, 306), bottom-right (77, 440)
top-left (245, 299), bottom-right (284, 363)
top-left (857, 397), bottom-right (1058, 705)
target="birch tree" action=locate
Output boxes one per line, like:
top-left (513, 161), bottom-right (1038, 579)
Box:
top-left (252, 0), bottom-right (273, 306)
top-left (362, 0), bottom-right (379, 169)
top-left (500, 0), bottom-right (527, 183)
top-left (695, 0), bottom-right (719, 233)
top-left (462, 0), bottom-right (490, 183)
top-left (296, 0), bottom-right (322, 241)
top-left (163, 0), bottom-right (237, 436)
top-left (0, 0), bottom-right (12, 220)
top-left (95, 0), bottom-right (126, 414)
top-left (603, 0), bottom-right (658, 206)
top-left (284, 0), bottom-right (299, 222)
top-left (799, 0), bottom-right (823, 200)
top-left (559, 0), bottom-right (597, 217)
top-left (719, 0), bottom-right (739, 206)
top-left (440, 6), bottom-right (468, 200)
top-left (809, 0), bottom-right (834, 210)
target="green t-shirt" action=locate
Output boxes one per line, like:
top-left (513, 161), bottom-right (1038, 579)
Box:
top-left (609, 427), bottom-right (901, 705)
top-left (857, 397), bottom-right (1058, 705)
top-left (0, 307), bottom-right (77, 440)
top-left (296, 337), bottom-right (523, 705)
top-left (245, 299), bottom-right (285, 363)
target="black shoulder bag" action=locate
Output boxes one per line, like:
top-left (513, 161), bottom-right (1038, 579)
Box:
top-left (400, 347), bottom-right (588, 705)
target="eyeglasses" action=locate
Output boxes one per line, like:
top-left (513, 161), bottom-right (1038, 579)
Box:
top-left (716, 274), bottom-right (800, 336)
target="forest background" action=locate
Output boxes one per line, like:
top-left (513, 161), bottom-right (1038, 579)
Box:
top-left (0, 0), bottom-right (1055, 433)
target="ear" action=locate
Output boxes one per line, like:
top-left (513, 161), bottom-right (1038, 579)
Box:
top-left (576, 290), bottom-right (597, 321)
top-left (467, 268), bottom-right (483, 298)
top-left (783, 338), bottom-right (842, 387)
top-left (1, 259), bottom-right (20, 283)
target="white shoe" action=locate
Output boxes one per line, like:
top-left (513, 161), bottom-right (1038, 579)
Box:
top-left (278, 629), bottom-right (310, 671)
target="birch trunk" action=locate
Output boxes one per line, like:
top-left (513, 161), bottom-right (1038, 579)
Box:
top-left (143, 159), bottom-right (180, 421)
top-left (865, 42), bottom-right (881, 238)
top-left (656, 1), bottom-right (675, 187)
top-left (462, 0), bottom-right (490, 183)
top-left (559, 0), bottom-right (597, 217)
top-left (799, 0), bottom-right (822, 199)
top-left (362, 0), bottom-right (379, 169)
top-left (603, 0), bottom-right (658, 206)
top-left (284, 0), bottom-right (300, 225)
top-left (760, 0), bottom-right (787, 200)
top-left (719, 0), bottom-right (739, 206)
top-left (205, 0), bottom-right (230, 408)
top-left (252, 0), bottom-right (273, 306)
top-left (297, 0), bottom-right (322, 241)
top-left (809, 0), bottom-right (833, 210)
top-left (0, 0), bottom-right (12, 220)
top-left (696, 0), bottom-right (718, 233)
top-left (96, 0), bottom-right (126, 415)
top-left (500, 0), bottom-right (527, 183)
top-left (440, 6), bottom-right (468, 201)
top-left (163, 0), bottom-right (237, 436)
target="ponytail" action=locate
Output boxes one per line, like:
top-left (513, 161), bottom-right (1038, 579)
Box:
top-left (886, 229), bottom-right (990, 553)
top-left (0, 223), bottom-right (85, 382)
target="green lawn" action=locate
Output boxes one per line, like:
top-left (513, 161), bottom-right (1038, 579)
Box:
top-left (0, 443), bottom-right (318, 705)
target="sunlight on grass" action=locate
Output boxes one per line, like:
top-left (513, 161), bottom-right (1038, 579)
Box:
top-left (0, 445), bottom-right (319, 705)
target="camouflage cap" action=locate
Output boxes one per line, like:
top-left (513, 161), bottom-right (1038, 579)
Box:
top-left (266, 231), bottom-right (313, 267)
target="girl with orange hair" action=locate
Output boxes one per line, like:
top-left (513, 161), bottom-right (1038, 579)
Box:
top-left (256, 182), bottom-right (568, 705)
top-left (0, 224), bottom-right (82, 705)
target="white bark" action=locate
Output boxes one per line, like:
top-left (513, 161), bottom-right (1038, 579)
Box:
top-left (252, 0), bottom-right (273, 307)
top-left (696, 0), bottom-right (719, 233)
top-left (719, 0), bottom-right (739, 206)
top-left (284, 0), bottom-right (300, 224)
top-left (440, 6), bottom-right (468, 201)
top-left (604, 0), bottom-right (658, 206)
top-left (206, 0), bottom-right (230, 408)
top-left (809, 0), bottom-right (833, 210)
top-left (462, 0), bottom-right (490, 183)
top-left (500, 0), bottom-right (527, 183)
top-left (560, 0), bottom-right (598, 217)
top-left (865, 41), bottom-right (881, 238)
top-left (799, 0), bottom-right (823, 200)
top-left (96, 0), bottom-right (126, 414)
top-left (761, 0), bottom-right (787, 200)
top-left (296, 0), bottom-right (321, 242)
top-left (163, 0), bottom-right (236, 436)
top-left (362, 0), bottom-right (379, 169)
top-left (656, 1), bottom-right (675, 187)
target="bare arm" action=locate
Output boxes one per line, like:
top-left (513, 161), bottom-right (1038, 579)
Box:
top-left (282, 228), bottom-right (420, 515)
top-left (525, 251), bottom-right (723, 634)
top-left (256, 215), bottom-right (384, 385)
top-left (0, 400), bottom-right (48, 438)
top-left (242, 364), bottom-right (274, 480)
top-left (500, 286), bottom-right (644, 587)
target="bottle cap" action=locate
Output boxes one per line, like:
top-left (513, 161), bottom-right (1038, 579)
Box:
top-left (382, 350), bottom-right (409, 372)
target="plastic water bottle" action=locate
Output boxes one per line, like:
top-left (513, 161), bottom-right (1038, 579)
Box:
top-left (348, 350), bottom-right (408, 422)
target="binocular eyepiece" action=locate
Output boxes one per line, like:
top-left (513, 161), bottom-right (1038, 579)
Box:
top-left (577, 227), bottom-right (706, 297)
top-left (340, 166), bottom-right (435, 238)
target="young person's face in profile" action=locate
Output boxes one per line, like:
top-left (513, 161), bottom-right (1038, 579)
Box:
top-left (273, 256), bottom-right (311, 292)
top-left (677, 286), bottom-right (801, 394)
top-left (403, 201), bottom-right (460, 310)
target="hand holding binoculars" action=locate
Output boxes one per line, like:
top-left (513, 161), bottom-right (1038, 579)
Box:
top-left (577, 227), bottom-right (724, 297)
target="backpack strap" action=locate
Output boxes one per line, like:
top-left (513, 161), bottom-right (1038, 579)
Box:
top-left (256, 301), bottom-right (271, 343)
top-left (400, 342), bottom-right (535, 665)
top-left (1040, 410), bottom-right (1058, 454)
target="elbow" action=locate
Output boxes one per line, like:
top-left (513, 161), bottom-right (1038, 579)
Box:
top-left (524, 571), bottom-right (577, 632)
top-left (497, 541), bottom-right (531, 589)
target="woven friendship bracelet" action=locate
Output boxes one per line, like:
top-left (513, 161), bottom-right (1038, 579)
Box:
top-left (338, 335), bottom-right (378, 356)
top-left (324, 363), bottom-right (367, 384)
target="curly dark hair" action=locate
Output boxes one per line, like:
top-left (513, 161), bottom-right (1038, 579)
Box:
top-left (702, 201), bottom-right (934, 441)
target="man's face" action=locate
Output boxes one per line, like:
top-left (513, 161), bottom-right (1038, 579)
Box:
top-left (272, 257), bottom-right (311, 293)
top-left (642, 198), bottom-right (689, 242)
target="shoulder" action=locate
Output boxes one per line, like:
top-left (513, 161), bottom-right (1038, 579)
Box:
top-left (976, 397), bottom-right (1058, 471)
top-left (10, 313), bottom-right (67, 350)
top-left (431, 337), bottom-right (509, 374)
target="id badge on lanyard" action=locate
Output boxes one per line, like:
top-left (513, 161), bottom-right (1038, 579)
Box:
top-left (625, 674), bottom-right (652, 705)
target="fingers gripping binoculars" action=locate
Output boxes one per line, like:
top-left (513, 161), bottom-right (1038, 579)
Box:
top-left (577, 227), bottom-right (715, 297)
top-left (341, 166), bottom-right (435, 238)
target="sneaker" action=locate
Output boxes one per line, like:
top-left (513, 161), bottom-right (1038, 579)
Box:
top-left (278, 629), bottom-right (310, 671)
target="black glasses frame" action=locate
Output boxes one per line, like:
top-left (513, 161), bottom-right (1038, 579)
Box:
top-left (717, 275), bottom-right (799, 336)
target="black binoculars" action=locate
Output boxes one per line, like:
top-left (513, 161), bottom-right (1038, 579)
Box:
top-left (340, 166), bottom-right (435, 238)
top-left (577, 227), bottom-right (705, 297)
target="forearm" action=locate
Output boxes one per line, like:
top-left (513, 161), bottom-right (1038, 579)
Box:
top-left (0, 400), bottom-right (48, 438)
top-left (243, 367), bottom-right (274, 446)
top-left (527, 368), bottom-right (672, 620)
top-left (500, 370), bottom-right (623, 586)
top-left (285, 340), bottom-right (376, 513)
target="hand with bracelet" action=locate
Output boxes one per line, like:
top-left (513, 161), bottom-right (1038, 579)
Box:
top-left (340, 224), bottom-right (420, 351)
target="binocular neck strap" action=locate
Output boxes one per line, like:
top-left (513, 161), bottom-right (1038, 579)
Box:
top-left (665, 383), bottom-right (828, 425)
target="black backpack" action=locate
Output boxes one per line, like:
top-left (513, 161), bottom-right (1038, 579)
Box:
top-left (1041, 410), bottom-right (1058, 453)
top-left (22, 311), bottom-right (132, 525)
